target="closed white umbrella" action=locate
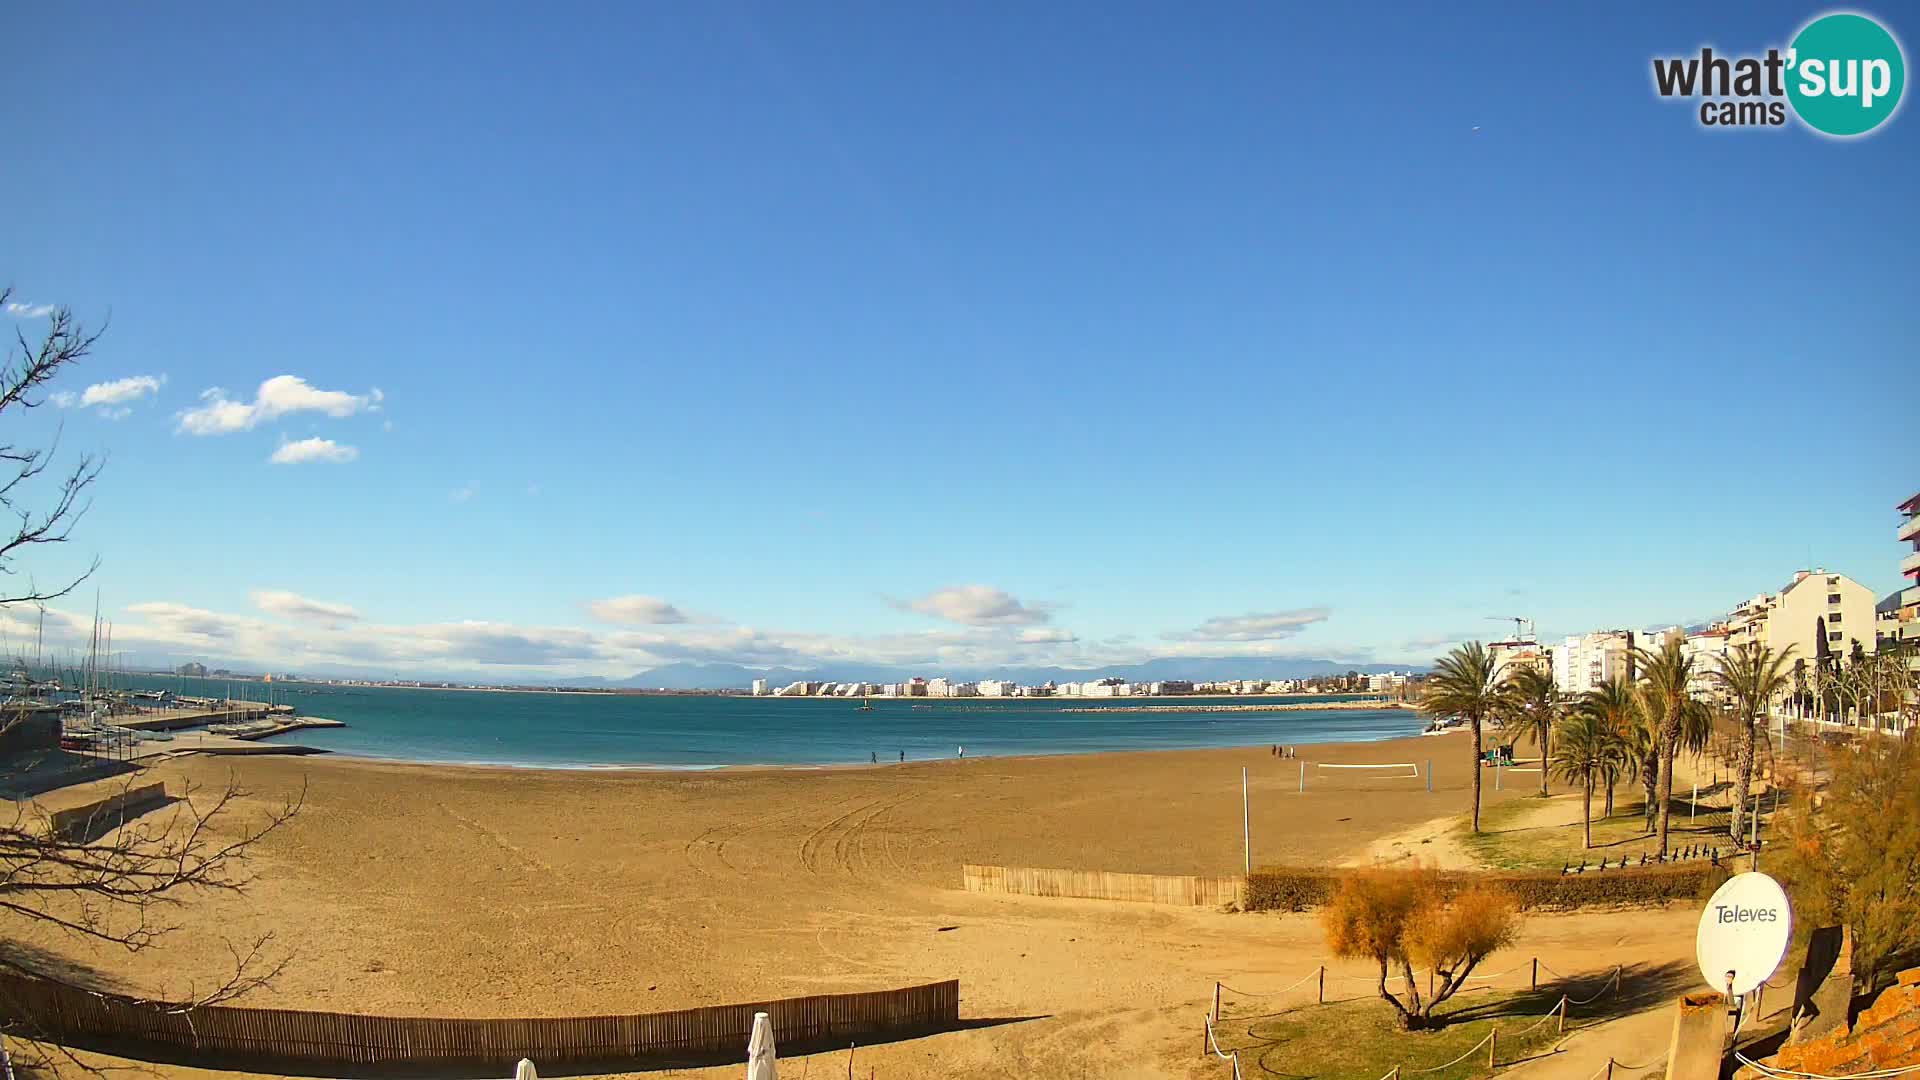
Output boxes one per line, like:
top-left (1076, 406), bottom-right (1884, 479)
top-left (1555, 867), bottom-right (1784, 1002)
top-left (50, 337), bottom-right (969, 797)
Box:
top-left (747, 1011), bottom-right (777, 1080)
top-left (514, 1060), bottom-right (537, 1080)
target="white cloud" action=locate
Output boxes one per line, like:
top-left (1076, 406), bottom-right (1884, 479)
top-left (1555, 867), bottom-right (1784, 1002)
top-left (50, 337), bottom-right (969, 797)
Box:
top-left (176, 375), bottom-right (374, 435)
top-left (1164, 607), bottom-right (1332, 642)
top-left (252, 589), bottom-right (362, 625)
top-left (9, 593), bottom-right (1381, 681)
top-left (450, 485), bottom-right (476, 503)
top-left (588, 595), bottom-right (689, 625)
top-left (82, 374), bottom-right (164, 407)
top-left (5, 301), bottom-right (54, 318)
top-left (897, 585), bottom-right (1050, 627)
top-left (269, 437), bottom-right (359, 465)
top-left (48, 374), bottom-right (166, 416)
top-left (1405, 631), bottom-right (1475, 651)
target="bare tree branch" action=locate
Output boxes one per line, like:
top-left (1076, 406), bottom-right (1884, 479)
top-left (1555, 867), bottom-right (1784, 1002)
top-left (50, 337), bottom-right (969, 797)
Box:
top-left (0, 286), bottom-right (106, 607)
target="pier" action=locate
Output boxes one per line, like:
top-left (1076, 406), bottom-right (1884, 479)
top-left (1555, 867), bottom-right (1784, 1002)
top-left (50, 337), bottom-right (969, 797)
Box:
top-left (112, 702), bottom-right (297, 732)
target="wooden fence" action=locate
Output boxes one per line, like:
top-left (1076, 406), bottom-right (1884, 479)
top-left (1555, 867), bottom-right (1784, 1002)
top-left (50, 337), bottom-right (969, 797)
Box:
top-left (963, 863), bottom-right (1245, 907)
top-left (0, 971), bottom-right (958, 1072)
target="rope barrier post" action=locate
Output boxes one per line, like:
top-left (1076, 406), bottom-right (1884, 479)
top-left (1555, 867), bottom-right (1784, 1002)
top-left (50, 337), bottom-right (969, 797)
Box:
top-left (1531, 957), bottom-right (1537, 992)
top-left (1557, 996), bottom-right (1566, 1035)
top-left (1426, 759), bottom-right (1432, 792)
top-left (1201, 1014), bottom-right (1208, 1058)
top-left (1300, 759), bottom-right (1306, 793)
top-left (1488, 1028), bottom-right (1498, 1069)
top-left (1605, 1058), bottom-right (1613, 1080)
top-left (1213, 982), bottom-right (1221, 1023)
top-left (1318, 965), bottom-right (1325, 1005)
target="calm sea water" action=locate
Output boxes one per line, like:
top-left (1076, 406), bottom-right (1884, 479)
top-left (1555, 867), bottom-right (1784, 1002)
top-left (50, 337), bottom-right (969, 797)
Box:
top-left (113, 676), bottom-right (1421, 768)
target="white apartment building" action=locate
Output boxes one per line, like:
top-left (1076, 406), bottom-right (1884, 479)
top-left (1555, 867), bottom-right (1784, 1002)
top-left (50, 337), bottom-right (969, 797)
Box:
top-left (750, 678), bottom-right (767, 696)
top-left (976, 680), bottom-right (1010, 697)
top-left (926, 678), bottom-right (950, 697)
top-left (1551, 632), bottom-right (1633, 697)
top-left (1899, 492), bottom-right (1920, 664)
top-left (1684, 629), bottom-right (1732, 700)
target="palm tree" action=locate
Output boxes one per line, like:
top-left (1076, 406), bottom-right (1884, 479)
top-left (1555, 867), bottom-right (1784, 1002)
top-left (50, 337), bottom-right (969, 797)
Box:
top-left (1423, 642), bottom-right (1503, 833)
top-left (1582, 676), bottom-right (1638, 819)
top-left (1551, 706), bottom-right (1619, 848)
top-left (1498, 664), bottom-right (1560, 798)
top-left (1631, 634), bottom-right (1696, 855)
top-left (1625, 686), bottom-right (1663, 832)
top-left (1712, 643), bottom-right (1795, 848)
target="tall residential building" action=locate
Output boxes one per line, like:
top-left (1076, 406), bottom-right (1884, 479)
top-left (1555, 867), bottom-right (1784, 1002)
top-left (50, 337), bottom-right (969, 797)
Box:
top-left (1684, 629), bottom-right (1733, 700)
top-left (750, 678), bottom-right (768, 696)
top-left (1898, 491), bottom-right (1920, 664)
top-left (1723, 569), bottom-right (1878, 664)
top-left (1551, 632), bottom-right (1633, 697)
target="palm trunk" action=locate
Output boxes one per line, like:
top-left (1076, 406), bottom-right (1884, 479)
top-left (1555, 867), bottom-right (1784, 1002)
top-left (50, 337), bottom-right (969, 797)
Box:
top-left (1731, 715), bottom-right (1756, 847)
top-left (1539, 720), bottom-right (1550, 798)
top-left (1604, 775), bottom-right (1615, 817)
top-left (1656, 716), bottom-right (1678, 856)
top-left (1582, 773), bottom-right (1593, 848)
top-left (1641, 753), bottom-right (1659, 833)
top-left (1470, 717), bottom-right (1483, 833)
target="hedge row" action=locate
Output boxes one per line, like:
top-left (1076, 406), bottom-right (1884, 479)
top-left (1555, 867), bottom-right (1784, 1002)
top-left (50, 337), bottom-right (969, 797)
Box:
top-left (1243, 861), bottom-right (1728, 913)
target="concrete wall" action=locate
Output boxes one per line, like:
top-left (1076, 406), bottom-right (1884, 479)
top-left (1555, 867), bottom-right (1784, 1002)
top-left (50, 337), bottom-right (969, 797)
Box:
top-left (0, 714), bottom-right (62, 758)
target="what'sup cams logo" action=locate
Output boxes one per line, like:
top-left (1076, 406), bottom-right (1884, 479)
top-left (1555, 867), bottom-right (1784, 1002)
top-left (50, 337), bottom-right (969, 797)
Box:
top-left (1653, 11), bottom-right (1906, 136)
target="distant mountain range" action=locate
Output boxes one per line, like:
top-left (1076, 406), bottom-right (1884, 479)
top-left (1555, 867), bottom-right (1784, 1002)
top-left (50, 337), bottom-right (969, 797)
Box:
top-left (569, 657), bottom-right (1419, 691)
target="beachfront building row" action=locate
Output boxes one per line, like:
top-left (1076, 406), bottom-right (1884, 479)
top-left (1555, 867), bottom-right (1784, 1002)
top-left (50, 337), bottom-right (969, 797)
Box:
top-left (1896, 492), bottom-right (1920, 679)
top-left (1544, 568), bottom-right (1879, 708)
top-left (748, 675), bottom-right (1337, 698)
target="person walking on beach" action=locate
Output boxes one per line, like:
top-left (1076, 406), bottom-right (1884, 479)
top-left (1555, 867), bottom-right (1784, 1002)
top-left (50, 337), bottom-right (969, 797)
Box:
top-left (898, 749), bottom-right (905, 763)
top-left (871, 751), bottom-right (877, 764)
top-left (958, 746), bottom-right (964, 758)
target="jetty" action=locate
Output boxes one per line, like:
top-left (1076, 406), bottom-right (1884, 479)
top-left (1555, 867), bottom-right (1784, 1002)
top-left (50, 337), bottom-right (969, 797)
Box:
top-left (112, 701), bottom-right (297, 732)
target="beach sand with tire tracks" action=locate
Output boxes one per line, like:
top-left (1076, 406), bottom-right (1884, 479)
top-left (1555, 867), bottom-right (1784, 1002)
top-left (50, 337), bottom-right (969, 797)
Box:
top-left (10, 732), bottom-right (1704, 1079)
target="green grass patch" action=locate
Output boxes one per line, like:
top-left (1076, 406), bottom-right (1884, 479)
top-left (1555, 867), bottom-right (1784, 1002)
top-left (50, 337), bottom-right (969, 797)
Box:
top-left (1212, 987), bottom-right (1578, 1080)
top-left (1459, 794), bottom-right (1740, 872)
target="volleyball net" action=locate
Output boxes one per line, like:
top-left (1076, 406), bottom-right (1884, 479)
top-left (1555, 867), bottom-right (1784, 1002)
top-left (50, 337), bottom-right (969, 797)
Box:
top-left (1299, 761), bottom-right (1424, 790)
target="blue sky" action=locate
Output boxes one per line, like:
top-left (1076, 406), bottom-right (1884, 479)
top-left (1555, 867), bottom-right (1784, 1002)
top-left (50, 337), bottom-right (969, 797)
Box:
top-left (3, 2), bottom-right (1914, 678)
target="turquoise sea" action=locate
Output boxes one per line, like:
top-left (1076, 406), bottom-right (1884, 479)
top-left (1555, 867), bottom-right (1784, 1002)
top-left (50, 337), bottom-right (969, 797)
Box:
top-left (114, 676), bottom-right (1422, 768)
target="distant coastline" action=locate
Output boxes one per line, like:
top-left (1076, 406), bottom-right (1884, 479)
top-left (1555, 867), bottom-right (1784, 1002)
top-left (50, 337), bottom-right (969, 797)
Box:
top-left (136, 674), bottom-right (1408, 702)
top-left (1058, 699), bottom-right (1416, 713)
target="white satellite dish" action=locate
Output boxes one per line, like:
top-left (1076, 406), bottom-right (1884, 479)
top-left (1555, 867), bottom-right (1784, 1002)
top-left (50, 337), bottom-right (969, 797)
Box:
top-left (1696, 871), bottom-right (1792, 997)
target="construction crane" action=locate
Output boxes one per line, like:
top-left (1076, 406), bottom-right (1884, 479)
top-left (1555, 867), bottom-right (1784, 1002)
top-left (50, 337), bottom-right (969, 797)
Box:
top-left (1487, 616), bottom-right (1536, 643)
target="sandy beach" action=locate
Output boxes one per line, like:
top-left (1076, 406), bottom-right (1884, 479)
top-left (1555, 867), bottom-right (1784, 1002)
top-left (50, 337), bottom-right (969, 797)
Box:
top-left (11, 733), bottom-right (1705, 1079)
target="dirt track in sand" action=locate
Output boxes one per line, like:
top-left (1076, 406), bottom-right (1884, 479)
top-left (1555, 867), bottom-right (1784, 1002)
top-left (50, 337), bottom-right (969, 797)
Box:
top-left (12, 733), bottom-right (1701, 1078)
